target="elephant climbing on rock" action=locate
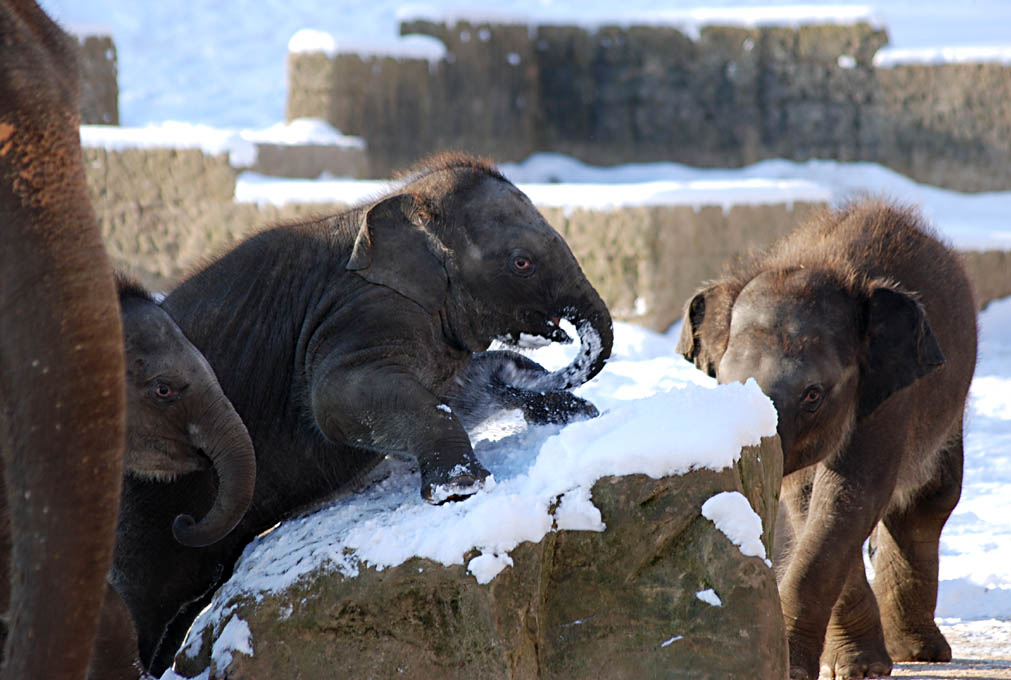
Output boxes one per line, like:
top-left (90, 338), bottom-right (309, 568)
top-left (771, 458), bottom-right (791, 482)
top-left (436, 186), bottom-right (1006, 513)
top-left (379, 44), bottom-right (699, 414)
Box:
top-left (677, 200), bottom-right (976, 680)
top-left (114, 152), bottom-right (613, 674)
top-left (118, 276), bottom-right (256, 547)
top-left (1, 1), bottom-right (126, 678)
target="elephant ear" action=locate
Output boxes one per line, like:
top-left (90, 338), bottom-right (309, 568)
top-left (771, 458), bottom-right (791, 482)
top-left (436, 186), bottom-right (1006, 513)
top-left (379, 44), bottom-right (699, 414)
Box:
top-left (346, 194), bottom-right (448, 313)
top-left (676, 283), bottom-right (733, 378)
top-left (859, 285), bottom-right (945, 419)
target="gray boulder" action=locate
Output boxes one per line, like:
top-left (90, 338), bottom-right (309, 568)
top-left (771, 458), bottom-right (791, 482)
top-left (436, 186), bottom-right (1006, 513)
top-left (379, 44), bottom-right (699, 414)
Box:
top-left (171, 431), bottom-right (785, 679)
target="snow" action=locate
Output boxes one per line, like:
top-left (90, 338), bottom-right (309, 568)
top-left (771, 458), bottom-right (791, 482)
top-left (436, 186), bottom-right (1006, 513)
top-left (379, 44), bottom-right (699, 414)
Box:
top-left (233, 154), bottom-right (1011, 250)
top-left (79, 123), bottom-right (258, 168)
top-left (696, 588), bottom-right (723, 607)
top-left (237, 118), bottom-right (365, 149)
top-left (210, 616), bottom-right (253, 671)
top-left (286, 28), bottom-right (337, 57)
top-left (397, 4), bottom-right (884, 40)
top-left (701, 491), bottom-right (769, 561)
top-left (876, 45), bottom-right (1011, 67)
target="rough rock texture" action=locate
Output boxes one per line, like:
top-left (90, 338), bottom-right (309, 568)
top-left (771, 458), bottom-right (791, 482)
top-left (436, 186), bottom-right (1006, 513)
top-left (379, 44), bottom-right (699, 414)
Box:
top-left (172, 437), bottom-right (786, 679)
top-left (288, 20), bottom-right (1011, 192)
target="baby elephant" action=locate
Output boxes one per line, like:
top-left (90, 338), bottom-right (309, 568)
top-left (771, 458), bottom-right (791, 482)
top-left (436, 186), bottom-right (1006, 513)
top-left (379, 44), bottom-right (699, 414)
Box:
top-left (117, 276), bottom-right (256, 548)
top-left (676, 201), bottom-right (976, 679)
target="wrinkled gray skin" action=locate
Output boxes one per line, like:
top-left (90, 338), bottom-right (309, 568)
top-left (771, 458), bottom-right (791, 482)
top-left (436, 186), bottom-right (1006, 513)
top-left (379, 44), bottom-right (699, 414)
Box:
top-left (118, 154), bottom-right (613, 674)
top-left (118, 279), bottom-right (256, 548)
top-left (677, 201), bottom-right (976, 680)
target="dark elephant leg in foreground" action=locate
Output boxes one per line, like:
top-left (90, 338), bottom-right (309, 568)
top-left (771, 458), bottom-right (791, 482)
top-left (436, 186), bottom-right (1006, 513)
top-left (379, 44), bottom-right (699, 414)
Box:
top-left (821, 560), bottom-right (891, 678)
top-left (86, 585), bottom-right (141, 680)
top-left (872, 431), bottom-right (963, 662)
top-left (1, 1), bottom-right (126, 678)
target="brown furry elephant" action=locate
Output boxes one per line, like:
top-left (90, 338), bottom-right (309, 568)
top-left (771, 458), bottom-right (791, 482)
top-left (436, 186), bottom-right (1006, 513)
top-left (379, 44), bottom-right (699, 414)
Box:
top-left (677, 201), bottom-right (976, 679)
top-left (1, 1), bottom-right (126, 678)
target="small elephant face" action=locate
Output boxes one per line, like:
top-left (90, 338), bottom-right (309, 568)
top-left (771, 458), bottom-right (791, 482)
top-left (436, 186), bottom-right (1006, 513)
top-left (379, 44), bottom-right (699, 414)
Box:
top-left (716, 270), bottom-right (862, 474)
top-left (121, 296), bottom-right (216, 480)
top-left (682, 267), bottom-right (944, 476)
top-left (348, 161), bottom-right (613, 390)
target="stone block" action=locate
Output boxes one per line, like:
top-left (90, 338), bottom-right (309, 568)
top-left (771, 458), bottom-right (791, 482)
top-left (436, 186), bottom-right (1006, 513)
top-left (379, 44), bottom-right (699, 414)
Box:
top-left (77, 34), bottom-right (119, 125)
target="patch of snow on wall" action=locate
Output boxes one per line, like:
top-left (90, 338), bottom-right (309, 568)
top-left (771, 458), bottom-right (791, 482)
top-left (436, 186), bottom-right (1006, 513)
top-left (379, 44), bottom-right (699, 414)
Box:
top-left (395, 5), bottom-right (883, 41)
top-left (701, 491), bottom-right (768, 562)
top-left (875, 46), bottom-right (1011, 67)
top-left (287, 28), bottom-right (338, 56)
top-left (80, 123), bottom-right (258, 168)
top-left (239, 118), bottom-right (365, 149)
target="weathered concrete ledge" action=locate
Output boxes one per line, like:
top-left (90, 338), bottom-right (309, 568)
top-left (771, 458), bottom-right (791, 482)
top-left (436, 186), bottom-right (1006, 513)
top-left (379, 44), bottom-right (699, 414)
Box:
top-left (82, 143), bottom-right (1010, 331)
top-left (288, 20), bottom-right (1011, 193)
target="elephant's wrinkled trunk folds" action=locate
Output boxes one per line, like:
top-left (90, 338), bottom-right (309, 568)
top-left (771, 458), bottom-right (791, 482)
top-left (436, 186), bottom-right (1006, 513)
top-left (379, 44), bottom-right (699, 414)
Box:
top-left (534, 287), bottom-right (614, 391)
top-left (171, 394), bottom-right (256, 547)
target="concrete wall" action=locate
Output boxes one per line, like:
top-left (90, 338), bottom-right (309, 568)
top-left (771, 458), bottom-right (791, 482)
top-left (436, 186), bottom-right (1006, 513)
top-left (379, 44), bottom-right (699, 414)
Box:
top-left (82, 145), bottom-right (1011, 331)
top-left (77, 34), bottom-right (118, 125)
top-left (288, 21), bottom-right (1011, 192)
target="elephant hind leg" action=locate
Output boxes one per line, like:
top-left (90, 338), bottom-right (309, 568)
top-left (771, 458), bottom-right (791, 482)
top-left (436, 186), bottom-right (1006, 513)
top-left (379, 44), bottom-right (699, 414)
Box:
top-left (820, 559), bottom-right (892, 679)
top-left (872, 431), bottom-right (962, 662)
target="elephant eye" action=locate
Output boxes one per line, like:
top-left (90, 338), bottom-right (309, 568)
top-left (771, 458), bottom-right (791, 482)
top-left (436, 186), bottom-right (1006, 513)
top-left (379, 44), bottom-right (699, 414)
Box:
top-left (510, 251), bottom-right (535, 276)
top-left (152, 380), bottom-right (178, 401)
top-left (801, 385), bottom-right (823, 412)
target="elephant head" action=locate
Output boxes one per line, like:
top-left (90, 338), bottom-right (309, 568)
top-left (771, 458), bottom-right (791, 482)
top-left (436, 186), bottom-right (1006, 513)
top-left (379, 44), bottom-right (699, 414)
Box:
top-left (678, 267), bottom-right (945, 475)
top-left (347, 154), bottom-right (613, 391)
top-left (118, 278), bottom-right (256, 548)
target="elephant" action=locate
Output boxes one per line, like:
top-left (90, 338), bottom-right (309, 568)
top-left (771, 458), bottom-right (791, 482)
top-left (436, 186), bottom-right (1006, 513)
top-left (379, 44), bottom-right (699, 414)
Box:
top-left (117, 275), bottom-right (256, 547)
top-left (1, 1), bottom-right (126, 678)
top-left (112, 152), bottom-right (613, 673)
top-left (676, 200), bottom-right (976, 679)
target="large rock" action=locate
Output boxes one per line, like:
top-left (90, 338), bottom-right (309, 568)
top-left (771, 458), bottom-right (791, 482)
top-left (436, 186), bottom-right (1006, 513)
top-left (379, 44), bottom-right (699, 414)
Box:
top-left (172, 434), bottom-right (785, 679)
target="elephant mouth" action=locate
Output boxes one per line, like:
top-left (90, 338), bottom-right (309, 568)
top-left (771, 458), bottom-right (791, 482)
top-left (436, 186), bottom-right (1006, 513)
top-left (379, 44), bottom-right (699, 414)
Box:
top-left (496, 316), bottom-right (572, 348)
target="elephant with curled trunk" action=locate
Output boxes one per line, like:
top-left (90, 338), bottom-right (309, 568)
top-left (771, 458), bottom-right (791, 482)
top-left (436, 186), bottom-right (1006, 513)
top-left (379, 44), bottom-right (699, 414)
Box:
top-left (114, 152), bottom-right (613, 673)
top-left (117, 276), bottom-right (256, 547)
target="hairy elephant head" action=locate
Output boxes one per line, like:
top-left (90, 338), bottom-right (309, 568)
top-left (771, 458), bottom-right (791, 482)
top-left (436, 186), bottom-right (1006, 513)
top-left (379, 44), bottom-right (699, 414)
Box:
top-left (677, 268), bottom-right (944, 475)
top-left (347, 154), bottom-right (613, 390)
top-left (118, 279), bottom-right (255, 547)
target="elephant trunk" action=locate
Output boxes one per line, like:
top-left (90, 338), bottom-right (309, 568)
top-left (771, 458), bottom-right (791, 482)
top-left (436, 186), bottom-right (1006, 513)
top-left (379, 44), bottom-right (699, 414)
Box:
top-left (171, 393), bottom-right (256, 548)
top-left (535, 283), bottom-right (614, 391)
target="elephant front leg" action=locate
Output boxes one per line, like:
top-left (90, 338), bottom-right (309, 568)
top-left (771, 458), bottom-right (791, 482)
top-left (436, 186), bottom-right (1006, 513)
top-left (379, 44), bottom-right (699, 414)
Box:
top-left (311, 367), bottom-right (490, 503)
top-left (779, 463), bottom-right (894, 680)
top-left (820, 559), bottom-right (892, 678)
top-left (872, 431), bottom-right (962, 663)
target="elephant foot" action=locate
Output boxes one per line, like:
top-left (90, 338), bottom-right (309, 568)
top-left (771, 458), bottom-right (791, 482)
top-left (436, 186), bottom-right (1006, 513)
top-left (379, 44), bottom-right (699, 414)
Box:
top-left (519, 390), bottom-right (599, 425)
top-left (421, 461), bottom-right (491, 504)
top-left (882, 620), bottom-right (951, 662)
top-left (820, 632), bottom-right (892, 678)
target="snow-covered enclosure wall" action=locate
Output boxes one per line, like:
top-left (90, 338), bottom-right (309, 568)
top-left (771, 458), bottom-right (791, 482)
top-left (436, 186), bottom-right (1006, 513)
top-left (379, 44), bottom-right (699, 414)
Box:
top-left (287, 18), bottom-right (1011, 193)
